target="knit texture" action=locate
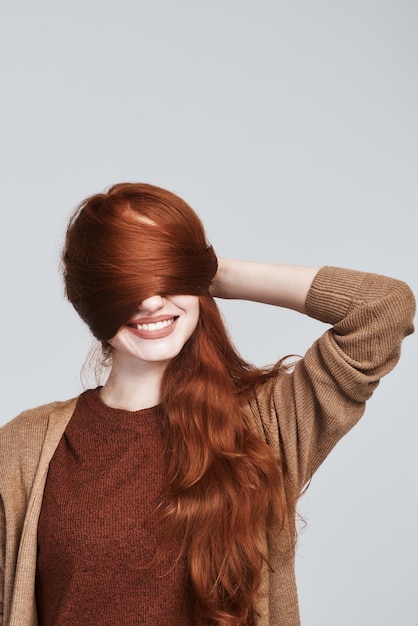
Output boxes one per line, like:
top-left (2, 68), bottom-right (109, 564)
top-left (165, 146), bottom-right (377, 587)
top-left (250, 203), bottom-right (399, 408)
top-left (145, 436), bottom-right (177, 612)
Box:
top-left (35, 390), bottom-right (195, 625)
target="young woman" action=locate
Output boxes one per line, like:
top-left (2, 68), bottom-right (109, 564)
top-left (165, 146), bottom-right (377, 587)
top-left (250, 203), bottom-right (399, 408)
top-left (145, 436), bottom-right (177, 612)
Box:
top-left (0, 183), bottom-right (415, 626)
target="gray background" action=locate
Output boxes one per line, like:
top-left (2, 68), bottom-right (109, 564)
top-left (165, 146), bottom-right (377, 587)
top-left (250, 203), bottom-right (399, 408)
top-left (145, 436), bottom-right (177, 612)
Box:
top-left (1, 1), bottom-right (417, 624)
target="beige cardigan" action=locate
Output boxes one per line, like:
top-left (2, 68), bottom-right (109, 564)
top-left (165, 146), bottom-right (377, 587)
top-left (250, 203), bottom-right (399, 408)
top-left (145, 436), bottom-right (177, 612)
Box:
top-left (0, 267), bottom-right (415, 625)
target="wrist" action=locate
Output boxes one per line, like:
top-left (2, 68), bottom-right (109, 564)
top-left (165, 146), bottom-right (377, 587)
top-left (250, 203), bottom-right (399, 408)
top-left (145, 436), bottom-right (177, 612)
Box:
top-left (209, 257), bottom-right (233, 298)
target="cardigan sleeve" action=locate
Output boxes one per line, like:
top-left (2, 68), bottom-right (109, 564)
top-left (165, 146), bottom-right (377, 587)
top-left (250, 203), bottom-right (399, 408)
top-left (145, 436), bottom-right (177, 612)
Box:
top-left (254, 266), bottom-right (415, 492)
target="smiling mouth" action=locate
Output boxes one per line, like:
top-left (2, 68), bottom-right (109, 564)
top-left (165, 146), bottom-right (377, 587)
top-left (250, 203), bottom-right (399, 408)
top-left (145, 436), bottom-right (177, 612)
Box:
top-left (127, 317), bottom-right (178, 332)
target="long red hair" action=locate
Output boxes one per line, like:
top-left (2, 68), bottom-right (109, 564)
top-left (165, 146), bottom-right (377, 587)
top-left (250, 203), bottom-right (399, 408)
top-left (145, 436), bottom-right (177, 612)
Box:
top-left (62, 183), bottom-right (290, 625)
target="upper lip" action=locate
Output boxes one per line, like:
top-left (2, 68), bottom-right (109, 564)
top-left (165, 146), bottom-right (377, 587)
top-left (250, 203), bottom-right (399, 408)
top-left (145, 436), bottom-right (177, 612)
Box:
top-left (127, 314), bottom-right (178, 325)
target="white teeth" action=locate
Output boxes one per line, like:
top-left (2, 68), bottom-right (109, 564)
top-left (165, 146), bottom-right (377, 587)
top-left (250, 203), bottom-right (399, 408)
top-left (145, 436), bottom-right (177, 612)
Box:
top-left (135, 318), bottom-right (175, 331)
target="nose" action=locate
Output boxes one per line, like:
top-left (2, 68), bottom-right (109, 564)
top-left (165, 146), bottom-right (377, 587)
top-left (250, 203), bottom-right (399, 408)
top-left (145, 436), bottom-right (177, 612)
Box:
top-left (138, 294), bottom-right (166, 313)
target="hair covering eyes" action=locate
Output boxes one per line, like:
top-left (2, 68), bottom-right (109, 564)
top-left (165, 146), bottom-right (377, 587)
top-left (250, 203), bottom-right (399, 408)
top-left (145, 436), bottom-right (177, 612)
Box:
top-left (62, 183), bottom-right (218, 341)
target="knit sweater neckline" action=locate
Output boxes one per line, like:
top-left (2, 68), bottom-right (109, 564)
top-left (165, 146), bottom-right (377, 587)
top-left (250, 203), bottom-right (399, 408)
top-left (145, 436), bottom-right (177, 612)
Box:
top-left (81, 388), bottom-right (164, 432)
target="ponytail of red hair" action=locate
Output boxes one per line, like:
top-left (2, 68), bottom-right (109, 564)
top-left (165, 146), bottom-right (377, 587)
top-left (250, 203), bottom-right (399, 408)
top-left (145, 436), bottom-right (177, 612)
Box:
top-left (62, 183), bottom-right (290, 625)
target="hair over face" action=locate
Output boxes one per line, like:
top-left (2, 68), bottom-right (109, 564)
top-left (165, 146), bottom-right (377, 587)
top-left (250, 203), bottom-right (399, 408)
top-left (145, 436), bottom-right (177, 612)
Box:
top-left (62, 182), bottom-right (218, 341)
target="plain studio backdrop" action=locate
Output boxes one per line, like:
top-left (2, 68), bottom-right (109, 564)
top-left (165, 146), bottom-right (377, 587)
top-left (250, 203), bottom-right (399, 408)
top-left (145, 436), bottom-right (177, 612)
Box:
top-left (1, 1), bottom-right (417, 624)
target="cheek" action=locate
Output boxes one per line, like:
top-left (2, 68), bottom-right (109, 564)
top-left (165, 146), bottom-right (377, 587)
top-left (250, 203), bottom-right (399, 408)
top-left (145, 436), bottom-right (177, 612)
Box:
top-left (107, 325), bottom-right (126, 347)
top-left (107, 334), bottom-right (118, 350)
top-left (184, 306), bottom-right (200, 340)
top-left (175, 296), bottom-right (200, 338)
top-left (107, 331), bottom-right (128, 354)
top-left (172, 295), bottom-right (200, 315)
top-left (107, 326), bottom-right (142, 353)
top-left (189, 307), bottom-right (200, 337)
top-left (191, 297), bottom-right (200, 315)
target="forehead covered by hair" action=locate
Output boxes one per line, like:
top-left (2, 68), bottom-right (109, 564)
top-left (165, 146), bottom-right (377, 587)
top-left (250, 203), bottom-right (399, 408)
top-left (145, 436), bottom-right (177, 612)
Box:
top-left (62, 183), bottom-right (217, 341)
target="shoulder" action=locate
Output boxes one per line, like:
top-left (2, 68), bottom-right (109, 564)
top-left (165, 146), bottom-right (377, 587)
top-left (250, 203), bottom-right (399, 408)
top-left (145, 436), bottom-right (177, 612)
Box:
top-left (242, 368), bottom-right (291, 453)
top-left (0, 397), bottom-right (79, 479)
top-left (1, 397), bottom-right (78, 441)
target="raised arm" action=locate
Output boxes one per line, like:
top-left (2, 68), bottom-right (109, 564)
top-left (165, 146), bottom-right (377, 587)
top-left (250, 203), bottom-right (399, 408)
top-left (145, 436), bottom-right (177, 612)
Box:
top-left (209, 258), bottom-right (320, 314)
top-left (211, 259), bottom-right (415, 491)
top-left (235, 264), bottom-right (415, 489)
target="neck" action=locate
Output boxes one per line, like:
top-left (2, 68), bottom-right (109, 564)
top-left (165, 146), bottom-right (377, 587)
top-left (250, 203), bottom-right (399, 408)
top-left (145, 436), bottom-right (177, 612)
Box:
top-left (99, 355), bottom-right (167, 412)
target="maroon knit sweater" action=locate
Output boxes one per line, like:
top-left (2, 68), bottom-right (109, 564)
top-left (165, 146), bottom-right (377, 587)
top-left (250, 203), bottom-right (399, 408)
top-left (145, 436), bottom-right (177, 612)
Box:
top-left (36, 389), bottom-right (196, 625)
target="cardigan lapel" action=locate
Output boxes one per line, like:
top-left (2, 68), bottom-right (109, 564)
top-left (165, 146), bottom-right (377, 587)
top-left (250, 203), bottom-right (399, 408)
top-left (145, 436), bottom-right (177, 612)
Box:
top-left (8, 398), bottom-right (77, 626)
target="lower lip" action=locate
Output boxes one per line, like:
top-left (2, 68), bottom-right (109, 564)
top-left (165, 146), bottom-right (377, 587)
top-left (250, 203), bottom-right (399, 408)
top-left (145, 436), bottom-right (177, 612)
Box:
top-left (125, 318), bottom-right (178, 340)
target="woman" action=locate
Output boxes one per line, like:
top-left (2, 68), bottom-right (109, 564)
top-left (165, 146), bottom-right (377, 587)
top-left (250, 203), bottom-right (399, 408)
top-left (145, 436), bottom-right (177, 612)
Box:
top-left (0, 183), bottom-right (415, 626)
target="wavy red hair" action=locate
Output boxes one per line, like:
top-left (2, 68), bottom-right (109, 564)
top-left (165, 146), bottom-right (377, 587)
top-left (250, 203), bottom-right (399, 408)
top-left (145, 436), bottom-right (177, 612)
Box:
top-left (62, 183), bottom-right (290, 624)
